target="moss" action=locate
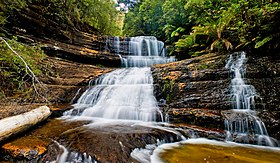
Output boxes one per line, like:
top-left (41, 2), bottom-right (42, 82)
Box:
top-left (162, 80), bottom-right (175, 104)
top-left (197, 63), bottom-right (209, 70)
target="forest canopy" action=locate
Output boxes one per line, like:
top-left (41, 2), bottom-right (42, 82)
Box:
top-left (123, 0), bottom-right (280, 58)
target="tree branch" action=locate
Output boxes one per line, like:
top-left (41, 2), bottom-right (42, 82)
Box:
top-left (0, 37), bottom-right (49, 103)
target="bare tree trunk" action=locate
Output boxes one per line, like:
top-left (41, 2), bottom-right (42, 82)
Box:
top-left (0, 106), bottom-right (51, 143)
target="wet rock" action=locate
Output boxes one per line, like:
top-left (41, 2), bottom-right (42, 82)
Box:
top-left (1, 136), bottom-right (48, 160)
top-left (37, 57), bottom-right (113, 104)
top-left (152, 52), bottom-right (280, 141)
top-left (49, 104), bottom-right (73, 117)
top-left (5, 4), bottom-right (122, 67)
top-left (245, 54), bottom-right (280, 141)
top-left (42, 45), bottom-right (121, 67)
top-left (152, 53), bottom-right (230, 128)
top-left (167, 108), bottom-right (224, 130)
top-left (51, 122), bottom-right (183, 162)
top-left (169, 123), bottom-right (226, 141)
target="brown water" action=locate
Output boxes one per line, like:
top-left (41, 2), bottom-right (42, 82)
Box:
top-left (158, 139), bottom-right (280, 163)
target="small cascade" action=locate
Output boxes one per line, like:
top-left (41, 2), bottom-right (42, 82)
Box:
top-left (104, 36), bottom-right (175, 67)
top-left (122, 36), bottom-right (175, 67)
top-left (224, 51), bottom-right (278, 146)
top-left (129, 36), bottom-right (163, 56)
top-left (53, 142), bottom-right (94, 163)
top-left (65, 36), bottom-right (175, 122)
top-left (66, 68), bottom-right (160, 121)
top-left (225, 52), bottom-right (259, 110)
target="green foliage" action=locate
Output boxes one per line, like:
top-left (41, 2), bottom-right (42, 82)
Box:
top-left (255, 36), bottom-right (273, 49)
top-left (0, 0), bottom-right (27, 11)
top-left (123, 0), bottom-right (280, 58)
top-left (175, 35), bottom-right (195, 51)
top-left (0, 12), bottom-right (6, 28)
top-left (162, 80), bottom-right (175, 104)
top-left (78, 0), bottom-right (120, 35)
top-left (0, 38), bottom-right (45, 96)
top-left (0, 0), bottom-right (27, 32)
top-left (123, 0), bottom-right (165, 39)
top-left (0, 0), bottom-right (120, 35)
top-left (162, 0), bottom-right (190, 42)
top-left (123, 3), bottom-right (144, 36)
top-left (197, 63), bottom-right (208, 70)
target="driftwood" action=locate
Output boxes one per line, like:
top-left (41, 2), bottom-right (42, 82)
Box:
top-left (0, 106), bottom-right (51, 143)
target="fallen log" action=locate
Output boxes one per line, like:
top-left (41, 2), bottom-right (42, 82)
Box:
top-left (0, 106), bottom-right (51, 143)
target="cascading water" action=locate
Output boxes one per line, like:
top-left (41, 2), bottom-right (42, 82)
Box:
top-left (224, 51), bottom-right (277, 146)
top-left (65, 36), bottom-right (175, 121)
top-left (122, 36), bottom-right (175, 67)
top-left (57, 36), bottom-right (180, 162)
top-left (67, 68), bottom-right (160, 121)
top-left (225, 52), bottom-right (259, 110)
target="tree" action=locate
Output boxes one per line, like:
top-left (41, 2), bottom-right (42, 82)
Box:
top-left (162, 0), bottom-right (189, 43)
top-left (123, 0), bottom-right (165, 39)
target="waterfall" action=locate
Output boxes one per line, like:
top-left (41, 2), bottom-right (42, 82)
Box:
top-left (65, 36), bottom-right (174, 122)
top-left (122, 36), bottom-right (175, 67)
top-left (224, 52), bottom-right (277, 146)
top-left (225, 52), bottom-right (258, 110)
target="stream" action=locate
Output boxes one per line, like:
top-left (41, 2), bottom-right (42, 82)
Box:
top-left (51, 36), bottom-right (180, 162)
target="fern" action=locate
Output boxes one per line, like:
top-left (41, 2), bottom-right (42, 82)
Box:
top-left (175, 35), bottom-right (195, 49)
top-left (255, 36), bottom-right (273, 49)
top-left (171, 27), bottom-right (185, 37)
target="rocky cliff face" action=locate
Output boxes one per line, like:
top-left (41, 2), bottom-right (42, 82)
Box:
top-left (152, 52), bottom-right (280, 141)
top-left (4, 5), bottom-right (121, 67)
top-left (246, 54), bottom-right (280, 141)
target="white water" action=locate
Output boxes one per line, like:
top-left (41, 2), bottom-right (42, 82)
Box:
top-left (225, 52), bottom-right (277, 146)
top-left (122, 36), bottom-right (175, 67)
top-left (67, 67), bottom-right (160, 121)
top-left (65, 36), bottom-right (174, 122)
top-left (225, 52), bottom-right (258, 110)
